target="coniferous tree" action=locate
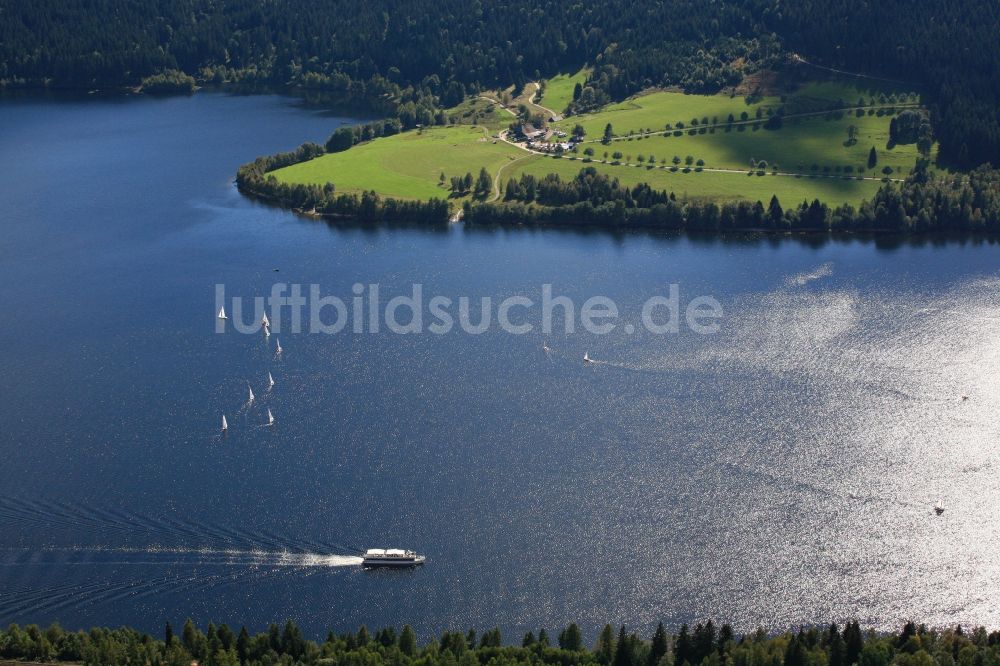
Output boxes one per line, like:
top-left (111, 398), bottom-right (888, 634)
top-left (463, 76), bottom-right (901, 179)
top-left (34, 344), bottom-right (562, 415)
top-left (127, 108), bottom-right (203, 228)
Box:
top-left (768, 195), bottom-right (784, 226)
top-left (845, 621), bottom-right (864, 666)
top-left (717, 624), bottom-right (733, 653)
top-left (830, 627), bottom-right (847, 666)
top-left (650, 623), bottom-right (669, 666)
top-left (182, 619), bottom-right (198, 655)
top-left (217, 624), bottom-right (235, 651)
top-left (674, 625), bottom-right (692, 666)
top-left (236, 626), bottom-right (250, 663)
top-left (400, 626), bottom-right (417, 656)
top-left (475, 167), bottom-right (493, 198)
top-left (613, 626), bottom-right (632, 666)
top-left (598, 624), bottom-right (617, 665)
top-left (561, 624), bottom-right (584, 651)
top-left (785, 634), bottom-right (806, 666)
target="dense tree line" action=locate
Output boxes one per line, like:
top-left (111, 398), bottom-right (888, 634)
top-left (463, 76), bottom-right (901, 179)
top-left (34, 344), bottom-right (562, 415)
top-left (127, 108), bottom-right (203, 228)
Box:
top-left (503, 168), bottom-right (675, 208)
top-left (3, 0), bottom-right (999, 166)
top-left (467, 163), bottom-right (1000, 233)
top-left (0, 0), bottom-right (772, 108)
top-left (3, 618), bottom-right (1000, 666)
top-left (0, 0), bottom-right (774, 94)
top-left (769, 0), bottom-right (1000, 167)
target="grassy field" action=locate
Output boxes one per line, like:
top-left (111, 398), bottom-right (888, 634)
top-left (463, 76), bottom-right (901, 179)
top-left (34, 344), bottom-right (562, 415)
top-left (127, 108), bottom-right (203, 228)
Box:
top-left (274, 126), bottom-right (523, 200)
top-left (778, 80), bottom-right (919, 115)
top-left (507, 155), bottom-right (884, 206)
top-left (539, 68), bottom-right (590, 115)
top-left (446, 97), bottom-right (510, 132)
top-left (582, 110), bottom-right (926, 177)
top-left (553, 81), bottom-right (920, 140)
top-left (553, 90), bottom-right (779, 139)
top-left (273, 77), bottom-right (925, 208)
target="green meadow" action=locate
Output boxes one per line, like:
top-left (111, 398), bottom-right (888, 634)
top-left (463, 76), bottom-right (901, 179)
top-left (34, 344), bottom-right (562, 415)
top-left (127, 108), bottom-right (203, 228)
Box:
top-left (538, 68), bottom-right (591, 115)
top-left (552, 90), bottom-right (779, 139)
top-left (552, 81), bottom-right (920, 140)
top-left (274, 126), bottom-right (523, 200)
top-left (507, 156), bottom-right (883, 206)
top-left (446, 97), bottom-right (510, 132)
top-left (585, 110), bottom-right (926, 177)
top-left (272, 77), bottom-right (924, 208)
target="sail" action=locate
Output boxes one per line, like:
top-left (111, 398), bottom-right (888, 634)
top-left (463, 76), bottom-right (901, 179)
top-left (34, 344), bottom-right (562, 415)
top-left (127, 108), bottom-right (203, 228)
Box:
top-left (221, 415), bottom-right (228, 430)
top-left (268, 409), bottom-right (274, 425)
top-left (217, 307), bottom-right (227, 319)
top-left (276, 339), bottom-right (283, 353)
top-left (268, 372), bottom-right (275, 388)
top-left (262, 312), bottom-right (270, 328)
top-left (248, 384), bottom-right (255, 402)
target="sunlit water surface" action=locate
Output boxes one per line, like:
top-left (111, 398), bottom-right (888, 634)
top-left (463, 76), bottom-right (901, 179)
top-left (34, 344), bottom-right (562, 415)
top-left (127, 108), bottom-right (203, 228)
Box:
top-left (1, 91), bottom-right (999, 638)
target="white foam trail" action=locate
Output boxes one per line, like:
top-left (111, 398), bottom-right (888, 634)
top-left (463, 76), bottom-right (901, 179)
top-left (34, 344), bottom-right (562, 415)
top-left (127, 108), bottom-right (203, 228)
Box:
top-left (785, 261), bottom-right (834, 287)
top-left (3, 545), bottom-right (364, 568)
top-left (275, 552), bottom-right (364, 567)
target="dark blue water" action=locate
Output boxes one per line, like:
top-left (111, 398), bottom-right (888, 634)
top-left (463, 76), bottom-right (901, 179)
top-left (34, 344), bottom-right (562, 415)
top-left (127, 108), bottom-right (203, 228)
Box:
top-left (2, 91), bottom-right (1000, 639)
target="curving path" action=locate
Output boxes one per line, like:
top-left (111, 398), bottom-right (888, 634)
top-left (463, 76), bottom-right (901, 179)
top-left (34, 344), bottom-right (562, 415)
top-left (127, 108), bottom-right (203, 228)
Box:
top-left (526, 81), bottom-right (562, 120)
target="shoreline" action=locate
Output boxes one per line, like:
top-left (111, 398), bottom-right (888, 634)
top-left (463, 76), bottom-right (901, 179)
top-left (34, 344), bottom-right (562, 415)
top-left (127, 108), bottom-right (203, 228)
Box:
top-left (237, 181), bottom-right (1000, 244)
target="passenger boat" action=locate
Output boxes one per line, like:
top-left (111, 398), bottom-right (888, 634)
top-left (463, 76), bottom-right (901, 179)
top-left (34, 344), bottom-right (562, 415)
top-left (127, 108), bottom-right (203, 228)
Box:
top-left (362, 548), bottom-right (426, 567)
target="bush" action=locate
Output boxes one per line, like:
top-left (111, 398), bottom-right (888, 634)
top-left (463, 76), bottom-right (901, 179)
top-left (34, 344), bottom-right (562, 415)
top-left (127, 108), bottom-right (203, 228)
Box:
top-left (140, 69), bottom-right (196, 94)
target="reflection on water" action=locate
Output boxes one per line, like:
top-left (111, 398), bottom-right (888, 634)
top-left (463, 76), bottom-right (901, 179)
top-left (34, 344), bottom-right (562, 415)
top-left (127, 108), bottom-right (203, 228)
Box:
top-left (1, 91), bottom-right (999, 638)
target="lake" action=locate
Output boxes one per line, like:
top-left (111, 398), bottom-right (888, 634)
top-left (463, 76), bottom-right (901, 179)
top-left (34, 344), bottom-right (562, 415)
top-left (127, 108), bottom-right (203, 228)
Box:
top-left (1, 90), bottom-right (999, 640)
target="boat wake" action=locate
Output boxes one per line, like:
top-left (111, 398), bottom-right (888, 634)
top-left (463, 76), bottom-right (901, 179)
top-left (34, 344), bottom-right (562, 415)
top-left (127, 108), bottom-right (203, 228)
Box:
top-left (0, 545), bottom-right (363, 568)
top-left (0, 497), bottom-right (365, 620)
top-left (0, 542), bottom-right (363, 622)
top-left (0, 495), bottom-right (363, 560)
top-left (784, 262), bottom-right (834, 288)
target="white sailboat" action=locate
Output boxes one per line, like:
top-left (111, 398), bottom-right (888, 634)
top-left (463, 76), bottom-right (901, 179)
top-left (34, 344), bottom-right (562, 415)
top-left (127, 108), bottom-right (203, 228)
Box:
top-left (248, 383), bottom-right (255, 403)
top-left (267, 408), bottom-right (275, 426)
top-left (221, 415), bottom-right (228, 431)
top-left (262, 312), bottom-right (271, 328)
top-left (583, 352), bottom-right (592, 363)
top-left (268, 372), bottom-right (275, 388)
top-left (276, 339), bottom-right (283, 354)
top-left (217, 306), bottom-right (228, 320)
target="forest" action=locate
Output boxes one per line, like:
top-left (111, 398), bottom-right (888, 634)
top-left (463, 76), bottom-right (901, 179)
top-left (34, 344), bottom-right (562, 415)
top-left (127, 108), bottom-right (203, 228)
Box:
top-left (469, 162), bottom-right (1000, 232)
top-left (2, 0), bottom-right (999, 168)
top-left (2, 618), bottom-right (1000, 666)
